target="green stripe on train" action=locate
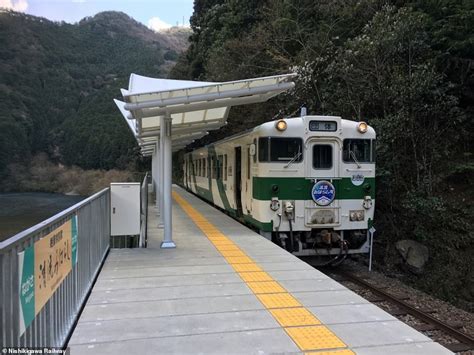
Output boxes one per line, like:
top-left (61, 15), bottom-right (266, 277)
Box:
top-left (208, 146), bottom-right (232, 211)
top-left (252, 177), bottom-right (375, 200)
top-left (242, 214), bottom-right (273, 232)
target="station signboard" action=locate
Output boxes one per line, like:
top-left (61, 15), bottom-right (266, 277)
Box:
top-left (18, 215), bottom-right (78, 334)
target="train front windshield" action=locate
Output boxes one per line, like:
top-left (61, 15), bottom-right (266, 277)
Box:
top-left (343, 139), bottom-right (376, 163)
top-left (259, 137), bottom-right (303, 162)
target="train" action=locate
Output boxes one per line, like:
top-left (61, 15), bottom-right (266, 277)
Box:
top-left (182, 113), bottom-right (375, 265)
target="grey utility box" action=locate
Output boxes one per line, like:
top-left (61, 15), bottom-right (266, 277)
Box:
top-left (110, 183), bottom-right (141, 236)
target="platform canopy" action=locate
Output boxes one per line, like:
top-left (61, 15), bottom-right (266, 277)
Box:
top-left (114, 73), bottom-right (296, 250)
top-left (114, 73), bottom-right (296, 155)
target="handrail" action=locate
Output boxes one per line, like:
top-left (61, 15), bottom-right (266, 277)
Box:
top-left (1, 187), bottom-right (111, 348)
top-left (0, 188), bottom-right (109, 251)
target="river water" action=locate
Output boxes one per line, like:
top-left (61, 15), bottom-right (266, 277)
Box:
top-left (0, 192), bottom-right (85, 242)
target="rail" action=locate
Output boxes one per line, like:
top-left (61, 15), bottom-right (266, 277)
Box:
top-left (0, 188), bottom-right (110, 348)
top-left (332, 270), bottom-right (474, 353)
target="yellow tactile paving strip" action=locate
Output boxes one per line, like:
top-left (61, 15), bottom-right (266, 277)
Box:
top-left (172, 191), bottom-right (354, 353)
top-left (305, 350), bottom-right (356, 355)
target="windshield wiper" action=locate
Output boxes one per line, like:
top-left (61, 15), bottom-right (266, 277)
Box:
top-left (350, 150), bottom-right (361, 168)
top-left (284, 147), bottom-right (302, 169)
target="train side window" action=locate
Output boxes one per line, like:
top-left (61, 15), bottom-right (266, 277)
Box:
top-left (258, 137), bottom-right (269, 162)
top-left (214, 157), bottom-right (218, 179)
top-left (203, 158), bottom-right (206, 177)
top-left (313, 145), bottom-right (333, 169)
top-left (218, 155), bottom-right (223, 180)
top-left (247, 148), bottom-right (251, 180)
top-left (211, 157), bottom-right (215, 179)
top-left (224, 154), bottom-right (227, 181)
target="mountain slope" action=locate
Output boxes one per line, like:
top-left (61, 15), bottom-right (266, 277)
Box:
top-left (0, 10), bottom-right (190, 183)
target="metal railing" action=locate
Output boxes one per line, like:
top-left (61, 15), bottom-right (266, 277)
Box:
top-left (0, 188), bottom-right (110, 348)
top-left (139, 173), bottom-right (149, 248)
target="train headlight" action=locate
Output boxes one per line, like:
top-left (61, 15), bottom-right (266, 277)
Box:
top-left (275, 120), bottom-right (287, 131)
top-left (357, 121), bottom-right (368, 133)
top-left (350, 210), bottom-right (365, 221)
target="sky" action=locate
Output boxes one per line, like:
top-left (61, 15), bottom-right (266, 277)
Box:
top-left (0, 0), bottom-right (194, 31)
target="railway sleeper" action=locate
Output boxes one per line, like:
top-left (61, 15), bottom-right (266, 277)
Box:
top-left (442, 342), bottom-right (473, 353)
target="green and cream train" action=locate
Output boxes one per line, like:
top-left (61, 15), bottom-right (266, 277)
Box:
top-left (183, 114), bottom-right (375, 261)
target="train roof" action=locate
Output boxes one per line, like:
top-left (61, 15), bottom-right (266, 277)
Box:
top-left (187, 115), bottom-right (375, 152)
top-left (254, 115), bottom-right (376, 137)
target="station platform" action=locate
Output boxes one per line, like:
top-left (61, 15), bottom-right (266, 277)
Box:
top-left (68, 186), bottom-right (452, 354)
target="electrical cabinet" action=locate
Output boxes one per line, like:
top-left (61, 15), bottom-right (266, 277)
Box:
top-left (110, 183), bottom-right (141, 236)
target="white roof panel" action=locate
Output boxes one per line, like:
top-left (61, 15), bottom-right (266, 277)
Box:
top-left (114, 99), bottom-right (136, 135)
top-left (115, 73), bottom-right (296, 155)
top-left (128, 73), bottom-right (216, 96)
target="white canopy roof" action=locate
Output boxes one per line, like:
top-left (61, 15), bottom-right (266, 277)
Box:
top-left (114, 73), bottom-right (296, 155)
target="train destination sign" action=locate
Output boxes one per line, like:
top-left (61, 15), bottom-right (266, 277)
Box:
top-left (311, 180), bottom-right (336, 206)
top-left (308, 120), bottom-right (337, 132)
top-left (18, 215), bottom-right (78, 335)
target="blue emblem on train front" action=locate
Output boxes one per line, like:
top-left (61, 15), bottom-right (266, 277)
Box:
top-left (311, 181), bottom-right (335, 206)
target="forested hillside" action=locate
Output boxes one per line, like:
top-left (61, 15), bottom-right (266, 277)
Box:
top-left (0, 10), bottom-right (190, 190)
top-left (171, 0), bottom-right (473, 309)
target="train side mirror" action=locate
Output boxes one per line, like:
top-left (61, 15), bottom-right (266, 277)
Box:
top-left (249, 143), bottom-right (256, 156)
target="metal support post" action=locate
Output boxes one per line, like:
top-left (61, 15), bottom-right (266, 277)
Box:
top-left (368, 227), bottom-right (376, 271)
top-left (158, 135), bottom-right (164, 227)
top-left (151, 146), bottom-right (157, 196)
top-left (160, 114), bottom-right (176, 248)
top-left (154, 140), bottom-right (160, 212)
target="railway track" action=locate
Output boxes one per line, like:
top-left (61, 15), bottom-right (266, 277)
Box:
top-left (319, 268), bottom-right (474, 353)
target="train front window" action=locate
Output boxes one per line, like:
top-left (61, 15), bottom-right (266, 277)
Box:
top-left (313, 145), bottom-right (333, 169)
top-left (343, 139), bottom-right (373, 163)
top-left (258, 137), bottom-right (269, 161)
top-left (259, 137), bottom-right (303, 163)
top-left (372, 139), bottom-right (376, 162)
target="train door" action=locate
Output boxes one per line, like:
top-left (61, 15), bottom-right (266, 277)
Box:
top-left (306, 140), bottom-right (339, 179)
top-left (305, 139), bottom-right (341, 225)
top-left (244, 141), bottom-right (255, 214)
top-left (234, 147), bottom-right (243, 217)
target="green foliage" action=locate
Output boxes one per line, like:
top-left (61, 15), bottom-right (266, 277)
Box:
top-left (0, 10), bottom-right (190, 186)
top-left (171, 0), bottom-right (473, 309)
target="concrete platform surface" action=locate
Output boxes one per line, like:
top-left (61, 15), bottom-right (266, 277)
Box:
top-left (68, 186), bottom-right (452, 355)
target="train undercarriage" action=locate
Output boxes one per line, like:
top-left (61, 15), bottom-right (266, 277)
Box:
top-left (267, 228), bottom-right (372, 267)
